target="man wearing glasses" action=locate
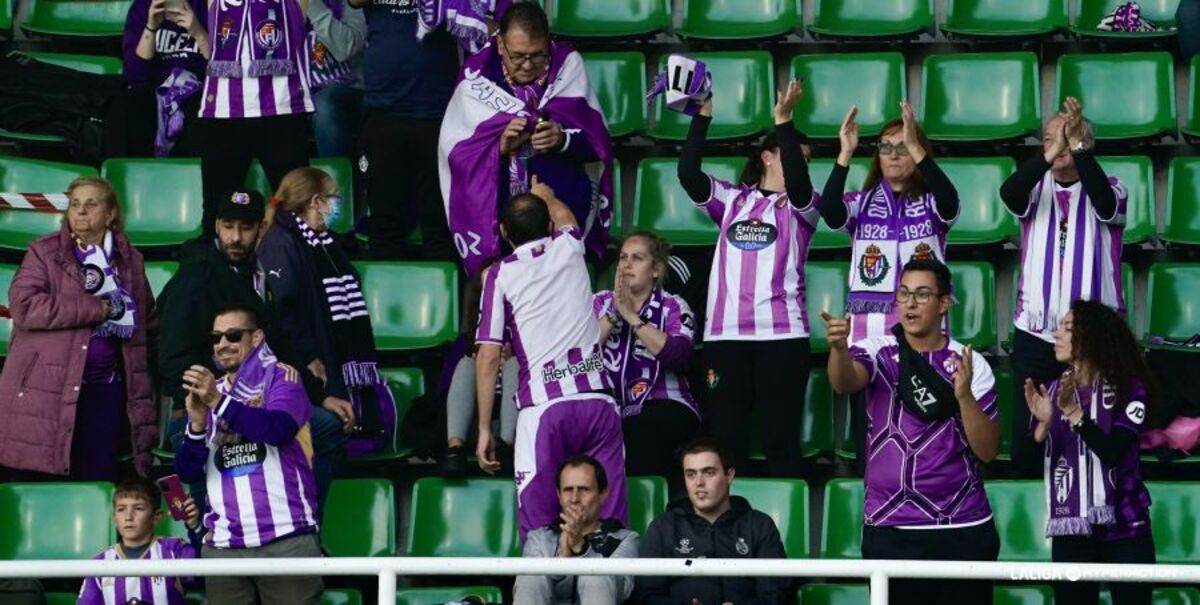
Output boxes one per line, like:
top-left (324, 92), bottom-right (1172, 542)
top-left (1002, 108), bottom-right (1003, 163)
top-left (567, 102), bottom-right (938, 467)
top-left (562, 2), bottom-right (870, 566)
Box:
top-left (823, 258), bottom-right (1001, 605)
top-left (438, 1), bottom-right (613, 276)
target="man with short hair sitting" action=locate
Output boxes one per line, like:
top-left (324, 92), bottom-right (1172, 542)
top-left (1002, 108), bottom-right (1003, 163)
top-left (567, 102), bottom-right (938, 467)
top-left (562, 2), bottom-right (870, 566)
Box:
top-left (513, 455), bottom-right (638, 605)
top-left (635, 438), bottom-right (789, 605)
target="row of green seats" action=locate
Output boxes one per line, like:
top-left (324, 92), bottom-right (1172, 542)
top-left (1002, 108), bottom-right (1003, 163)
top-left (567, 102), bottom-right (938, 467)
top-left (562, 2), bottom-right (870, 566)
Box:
top-left (548, 0), bottom-right (1181, 40)
top-left (588, 50), bottom-right (1180, 142)
top-left (797, 584), bottom-right (1200, 605)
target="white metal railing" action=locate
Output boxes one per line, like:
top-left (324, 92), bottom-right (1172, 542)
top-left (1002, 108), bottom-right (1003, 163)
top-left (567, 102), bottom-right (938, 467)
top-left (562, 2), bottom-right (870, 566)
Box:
top-left (2, 557), bottom-right (1195, 605)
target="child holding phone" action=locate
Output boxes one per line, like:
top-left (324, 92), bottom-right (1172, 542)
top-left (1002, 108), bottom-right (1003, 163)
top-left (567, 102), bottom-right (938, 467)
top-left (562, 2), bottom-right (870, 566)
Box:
top-left (78, 477), bottom-right (205, 604)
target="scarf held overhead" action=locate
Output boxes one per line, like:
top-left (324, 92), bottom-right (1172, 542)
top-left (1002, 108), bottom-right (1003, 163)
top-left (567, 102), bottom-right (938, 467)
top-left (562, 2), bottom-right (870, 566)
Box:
top-left (438, 40), bottom-right (613, 276)
top-left (74, 230), bottom-right (137, 340)
top-left (208, 0), bottom-right (303, 78)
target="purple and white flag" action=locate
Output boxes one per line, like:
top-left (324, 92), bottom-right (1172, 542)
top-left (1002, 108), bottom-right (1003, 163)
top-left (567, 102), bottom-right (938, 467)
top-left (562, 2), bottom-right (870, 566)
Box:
top-left (416, 0), bottom-right (511, 53)
top-left (647, 54), bottom-right (712, 117)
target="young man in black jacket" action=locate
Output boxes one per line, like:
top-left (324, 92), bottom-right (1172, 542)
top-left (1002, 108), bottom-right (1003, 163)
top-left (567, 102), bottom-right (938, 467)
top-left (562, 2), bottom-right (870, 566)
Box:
top-left (635, 438), bottom-right (790, 605)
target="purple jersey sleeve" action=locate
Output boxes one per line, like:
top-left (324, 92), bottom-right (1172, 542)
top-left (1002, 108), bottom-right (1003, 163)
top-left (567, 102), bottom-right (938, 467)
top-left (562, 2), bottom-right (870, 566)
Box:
top-left (1113, 382), bottom-right (1148, 434)
top-left (593, 291), bottom-right (614, 318)
top-left (697, 175), bottom-right (730, 224)
top-left (662, 293), bottom-right (696, 344)
top-left (848, 338), bottom-right (880, 380)
top-left (1098, 176), bottom-right (1129, 225)
top-left (841, 191), bottom-right (864, 233)
top-left (794, 191), bottom-right (821, 227)
top-left (967, 349), bottom-right (999, 421)
top-left (77, 572), bottom-right (104, 605)
top-left (475, 263), bottom-right (506, 346)
top-left (550, 224), bottom-right (585, 255)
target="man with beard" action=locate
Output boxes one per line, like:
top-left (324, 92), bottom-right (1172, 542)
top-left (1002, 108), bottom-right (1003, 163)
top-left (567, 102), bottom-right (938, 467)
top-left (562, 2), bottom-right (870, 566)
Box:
top-left (157, 189), bottom-right (352, 511)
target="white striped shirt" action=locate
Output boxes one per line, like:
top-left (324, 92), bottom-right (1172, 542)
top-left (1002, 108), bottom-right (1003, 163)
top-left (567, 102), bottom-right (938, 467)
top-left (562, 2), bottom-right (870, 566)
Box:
top-left (78, 538), bottom-right (194, 605)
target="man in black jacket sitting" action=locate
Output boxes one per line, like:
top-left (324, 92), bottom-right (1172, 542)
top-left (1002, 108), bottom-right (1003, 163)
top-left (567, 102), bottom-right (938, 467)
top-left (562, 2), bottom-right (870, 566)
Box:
top-left (635, 438), bottom-right (790, 605)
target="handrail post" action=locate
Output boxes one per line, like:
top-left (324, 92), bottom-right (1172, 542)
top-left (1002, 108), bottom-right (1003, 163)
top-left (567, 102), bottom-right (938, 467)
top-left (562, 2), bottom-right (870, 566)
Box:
top-left (377, 569), bottom-right (396, 605)
top-left (869, 570), bottom-right (888, 605)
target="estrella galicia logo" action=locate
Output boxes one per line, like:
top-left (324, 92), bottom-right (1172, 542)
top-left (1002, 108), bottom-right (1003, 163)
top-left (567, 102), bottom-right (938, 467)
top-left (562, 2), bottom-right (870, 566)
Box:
top-left (727, 219), bottom-right (777, 252)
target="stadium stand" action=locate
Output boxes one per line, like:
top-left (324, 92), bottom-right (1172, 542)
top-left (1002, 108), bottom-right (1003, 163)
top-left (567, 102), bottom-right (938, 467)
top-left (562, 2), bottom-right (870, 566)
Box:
top-left (649, 51), bottom-right (774, 140)
top-left (0, 482), bottom-right (114, 559)
top-left (788, 52), bottom-right (906, 140)
top-left (626, 475), bottom-right (668, 536)
top-left (581, 51), bottom-right (647, 138)
top-left (101, 158), bottom-right (204, 246)
top-left (809, 0), bottom-right (934, 37)
top-left (0, 156), bottom-right (92, 249)
top-left (730, 478), bottom-right (810, 558)
top-left (941, 0), bottom-right (1067, 37)
top-left (354, 261), bottom-right (459, 351)
top-left (1055, 52), bottom-right (1176, 140)
top-left (546, 0), bottom-right (668, 38)
top-left (20, 0), bottom-right (130, 36)
top-left (1072, 0), bottom-right (1181, 37)
top-left (679, 0), bottom-right (800, 40)
top-left (1164, 156), bottom-right (1200, 245)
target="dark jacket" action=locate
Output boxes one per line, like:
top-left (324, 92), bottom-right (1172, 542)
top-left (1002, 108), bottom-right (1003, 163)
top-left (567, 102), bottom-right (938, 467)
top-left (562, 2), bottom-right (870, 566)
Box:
top-left (635, 495), bottom-right (790, 605)
top-left (0, 224), bottom-right (157, 476)
top-left (157, 236), bottom-right (327, 410)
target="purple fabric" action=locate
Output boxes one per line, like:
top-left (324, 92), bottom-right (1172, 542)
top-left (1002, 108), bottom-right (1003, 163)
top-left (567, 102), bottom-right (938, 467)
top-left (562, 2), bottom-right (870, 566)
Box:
top-left (1097, 2), bottom-right (1160, 31)
top-left (70, 379), bottom-right (127, 481)
top-left (416, 0), bottom-right (508, 53)
top-left (78, 537), bottom-right (196, 605)
top-left (305, 30), bottom-right (354, 91)
top-left (121, 0), bottom-right (209, 86)
top-left (442, 40), bottom-right (613, 275)
top-left (219, 398), bottom-right (301, 446)
top-left (646, 55), bottom-right (712, 117)
top-left (657, 335), bottom-right (691, 370)
top-left (72, 232), bottom-right (137, 340)
top-left (344, 381), bottom-right (397, 457)
top-left (82, 336), bottom-right (121, 384)
top-left (155, 67), bottom-right (202, 157)
top-left (208, 0), bottom-right (303, 78)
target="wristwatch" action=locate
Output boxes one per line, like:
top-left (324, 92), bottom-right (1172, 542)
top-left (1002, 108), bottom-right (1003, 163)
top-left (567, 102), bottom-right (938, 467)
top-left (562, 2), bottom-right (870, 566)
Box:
top-left (1069, 411), bottom-right (1087, 432)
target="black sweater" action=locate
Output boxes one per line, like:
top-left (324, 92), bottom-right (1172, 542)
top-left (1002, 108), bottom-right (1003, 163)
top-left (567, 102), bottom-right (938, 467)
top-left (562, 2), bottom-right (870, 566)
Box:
top-left (817, 156), bottom-right (960, 230)
top-left (678, 114), bottom-right (814, 207)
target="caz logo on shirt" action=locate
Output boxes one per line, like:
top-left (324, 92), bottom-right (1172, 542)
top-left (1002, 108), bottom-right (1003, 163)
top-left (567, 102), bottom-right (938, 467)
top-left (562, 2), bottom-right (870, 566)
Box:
top-left (857, 244), bottom-right (890, 286)
top-left (727, 219), bottom-right (777, 252)
top-left (908, 375), bottom-right (937, 412)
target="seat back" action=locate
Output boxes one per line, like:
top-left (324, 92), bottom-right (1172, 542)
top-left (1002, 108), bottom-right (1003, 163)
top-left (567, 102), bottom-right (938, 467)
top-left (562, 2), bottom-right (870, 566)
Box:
top-left (810, 0), bottom-right (933, 36)
top-left (1074, 0), bottom-right (1180, 32)
top-left (949, 261), bottom-right (997, 348)
top-left (354, 261), bottom-right (459, 350)
top-left (1055, 52), bottom-right (1176, 140)
top-left (1146, 481), bottom-right (1200, 564)
top-left (378, 367), bottom-right (425, 456)
top-left (750, 369), bottom-right (835, 460)
top-left (0, 482), bottom-right (115, 559)
top-left (319, 590), bottom-right (363, 605)
top-left (395, 587), bottom-right (504, 605)
top-left (1187, 57), bottom-right (1200, 137)
top-left (22, 51), bottom-right (122, 74)
top-left (22, 0), bottom-right (129, 36)
top-left (246, 158), bottom-right (355, 233)
top-left (942, 0), bottom-right (1067, 36)
top-left (820, 478), bottom-right (864, 558)
top-left (1095, 155), bottom-right (1155, 244)
top-left (649, 51), bottom-right (774, 141)
top-left (405, 478), bottom-right (519, 557)
top-left (731, 478), bottom-right (810, 558)
top-left (921, 52), bottom-right (1041, 141)
top-left (0, 263), bottom-right (19, 356)
top-left (1164, 156), bottom-right (1200, 245)
top-left (789, 53), bottom-right (905, 139)
top-left (1146, 263), bottom-right (1200, 344)
top-left (143, 261), bottom-right (178, 299)
top-left (680, 0), bottom-right (800, 39)
top-left (805, 262), bottom-right (849, 353)
top-left (102, 158), bottom-right (204, 246)
top-left (547, 0), bottom-right (668, 37)
top-left (807, 158), bottom-right (871, 249)
top-left (940, 157), bottom-right (1019, 244)
top-left (985, 480), bottom-right (1051, 561)
top-left (0, 156), bottom-right (95, 250)
top-left (582, 52), bottom-right (646, 138)
top-left (626, 475), bottom-right (668, 537)
top-left (632, 157), bottom-right (742, 246)
top-left (321, 478), bottom-right (396, 557)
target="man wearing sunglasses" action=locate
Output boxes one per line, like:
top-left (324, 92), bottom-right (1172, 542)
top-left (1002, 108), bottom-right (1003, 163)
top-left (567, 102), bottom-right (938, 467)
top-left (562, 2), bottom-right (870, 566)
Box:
top-left (823, 258), bottom-right (1001, 605)
top-left (175, 304), bottom-right (324, 604)
top-left (438, 1), bottom-right (613, 276)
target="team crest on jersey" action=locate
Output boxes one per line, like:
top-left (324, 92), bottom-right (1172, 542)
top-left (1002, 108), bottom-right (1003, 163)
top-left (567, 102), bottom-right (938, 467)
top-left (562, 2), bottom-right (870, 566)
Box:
top-left (735, 537), bottom-right (749, 555)
top-left (705, 369), bottom-right (719, 390)
top-left (910, 242), bottom-right (934, 262)
top-left (254, 19), bottom-right (281, 50)
top-left (312, 40), bottom-right (330, 65)
top-left (857, 244), bottom-right (890, 286)
top-left (628, 379), bottom-right (651, 401)
top-left (942, 357), bottom-right (957, 374)
top-left (1053, 456), bottom-right (1073, 505)
top-left (727, 219), bottom-right (777, 252)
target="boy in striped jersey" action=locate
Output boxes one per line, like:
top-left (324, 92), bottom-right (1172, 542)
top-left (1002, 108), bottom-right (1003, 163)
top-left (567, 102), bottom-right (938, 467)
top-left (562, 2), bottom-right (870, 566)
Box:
top-left (175, 304), bottom-right (323, 604)
top-left (78, 478), bottom-right (203, 605)
top-left (1000, 96), bottom-right (1127, 479)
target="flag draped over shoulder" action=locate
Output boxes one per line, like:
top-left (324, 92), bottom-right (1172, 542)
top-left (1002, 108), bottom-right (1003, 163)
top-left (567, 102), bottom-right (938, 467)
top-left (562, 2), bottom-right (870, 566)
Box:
top-left (438, 40), bottom-right (613, 276)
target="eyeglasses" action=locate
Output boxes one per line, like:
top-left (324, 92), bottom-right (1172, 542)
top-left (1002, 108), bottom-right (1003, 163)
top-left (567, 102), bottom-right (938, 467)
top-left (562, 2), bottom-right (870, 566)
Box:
top-left (500, 39), bottom-right (549, 67)
top-left (877, 141), bottom-right (910, 157)
top-left (210, 328), bottom-right (252, 345)
top-left (896, 288), bottom-right (941, 304)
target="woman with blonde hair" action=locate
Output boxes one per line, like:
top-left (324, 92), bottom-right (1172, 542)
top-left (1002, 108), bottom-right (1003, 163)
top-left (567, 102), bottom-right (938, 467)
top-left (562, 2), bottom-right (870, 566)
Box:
top-left (0, 176), bottom-right (157, 480)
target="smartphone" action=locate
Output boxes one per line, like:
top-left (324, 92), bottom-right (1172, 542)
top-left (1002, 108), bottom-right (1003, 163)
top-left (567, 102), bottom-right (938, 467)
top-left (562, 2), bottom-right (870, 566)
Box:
top-left (163, 0), bottom-right (185, 11)
top-left (157, 474), bottom-right (190, 522)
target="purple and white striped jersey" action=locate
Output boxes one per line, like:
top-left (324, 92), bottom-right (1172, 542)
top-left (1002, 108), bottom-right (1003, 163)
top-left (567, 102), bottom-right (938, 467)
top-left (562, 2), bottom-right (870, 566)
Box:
top-left (183, 363), bottom-right (319, 549)
top-left (1013, 174), bottom-right (1127, 343)
top-left (77, 537), bottom-right (196, 605)
top-left (476, 226), bottom-right (610, 408)
top-left (696, 177), bottom-right (820, 341)
top-left (850, 335), bottom-right (998, 528)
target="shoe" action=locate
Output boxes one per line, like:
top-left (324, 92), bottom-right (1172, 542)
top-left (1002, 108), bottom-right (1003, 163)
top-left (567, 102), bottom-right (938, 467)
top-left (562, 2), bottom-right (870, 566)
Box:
top-left (441, 445), bottom-right (468, 479)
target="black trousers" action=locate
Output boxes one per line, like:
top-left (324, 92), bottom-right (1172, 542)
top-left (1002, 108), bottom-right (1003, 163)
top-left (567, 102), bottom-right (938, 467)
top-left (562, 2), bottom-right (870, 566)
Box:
top-left (862, 519), bottom-right (1001, 605)
top-left (104, 85), bottom-right (204, 158)
top-left (1053, 533), bottom-right (1155, 605)
top-left (199, 113), bottom-right (311, 235)
top-left (702, 338), bottom-right (810, 477)
top-left (623, 398), bottom-right (700, 497)
top-left (1010, 329), bottom-right (1068, 478)
top-left (358, 110), bottom-right (455, 262)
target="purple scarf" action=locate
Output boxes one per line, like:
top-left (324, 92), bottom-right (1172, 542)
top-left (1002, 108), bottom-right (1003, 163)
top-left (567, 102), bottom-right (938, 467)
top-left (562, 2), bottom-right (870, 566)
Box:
top-left (1097, 2), bottom-right (1161, 32)
top-left (155, 67), bottom-right (202, 157)
top-left (73, 230), bottom-right (137, 340)
top-left (305, 31), bottom-right (353, 91)
top-left (646, 55), bottom-right (712, 117)
top-left (416, 0), bottom-right (509, 53)
top-left (208, 0), bottom-right (304, 78)
top-left (438, 39), bottom-right (613, 276)
top-left (1045, 375), bottom-right (1119, 537)
top-left (598, 287), bottom-right (667, 417)
top-left (230, 338), bottom-right (278, 402)
top-left (846, 184), bottom-right (946, 314)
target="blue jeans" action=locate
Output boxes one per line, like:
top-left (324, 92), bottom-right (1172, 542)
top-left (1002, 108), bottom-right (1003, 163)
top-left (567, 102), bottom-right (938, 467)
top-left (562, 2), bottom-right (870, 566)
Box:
top-left (1180, 0), bottom-right (1200, 62)
top-left (312, 84), bottom-right (363, 159)
top-left (168, 405), bottom-right (347, 519)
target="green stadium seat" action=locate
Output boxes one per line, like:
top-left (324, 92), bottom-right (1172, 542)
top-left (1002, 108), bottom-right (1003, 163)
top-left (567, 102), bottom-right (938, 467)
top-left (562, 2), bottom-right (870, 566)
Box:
top-left (1073, 0), bottom-right (1180, 37)
top-left (627, 475), bottom-right (668, 536)
top-left (246, 157), bottom-right (355, 234)
top-left (395, 587), bottom-right (504, 605)
top-left (353, 261), bottom-right (458, 350)
top-left (1055, 52), bottom-right (1176, 140)
top-left (0, 0), bottom-right (11, 32)
top-left (985, 480), bottom-right (1050, 562)
top-left (0, 156), bottom-right (94, 250)
top-left (788, 53), bottom-right (905, 139)
top-left (1147, 481), bottom-right (1200, 564)
top-left (1094, 155), bottom-right (1156, 244)
top-left (23, 51), bottom-right (122, 75)
top-left (143, 261), bottom-right (177, 299)
top-left (993, 367), bottom-right (1014, 461)
top-left (810, 0), bottom-right (933, 37)
top-left (920, 52), bottom-right (1041, 141)
top-left (102, 158), bottom-right (203, 246)
top-left (749, 369), bottom-right (835, 460)
top-left (820, 479), bottom-right (863, 558)
top-left (320, 590), bottom-right (363, 605)
top-left (349, 367), bottom-right (423, 462)
top-left (1099, 588), bottom-right (1200, 605)
top-left (679, 0), bottom-right (800, 39)
top-left (808, 158), bottom-right (870, 249)
top-left (610, 160), bottom-right (624, 238)
top-left (1164, 156), bottom-right (1200, 245)
top-left (0, 264), bottom-right (15, 356)
top-left (996, 585), bottom-right (1055, 605)
top-left (405, 478), bottom-right (519, 557)
top-left (806, 262), bottom-right (849, 354)
top-left (21, 0), bottom-right (130, 36)
top-left (942, 0), bottom-right (1067, 36)
top-left (582, 52), bottom-right (646, 138)
top-left (1186, 57), bottom-right (1200, 139)
top-left (0, 482), bottom-right (114, 559)
top-left (649, 52), bottom-right (774, 141)
top-left (730, 478), bottom-right (809, 558)
top-left (632, 156), bottom-right (741, 246)
top-left (185, 593), bottom-right (205, 605)
top-left (44, 594), bottom-right (76, 605)
top-left (949, 261), bottom-right (997, 349)
top-left (320, 478), bottom-right (395, 557)
top-left (547, 0), bottom-right (668, 37)
top-left (940, 157), bottom-right (1019, 245)
top-left (1146, 263), bottom-right (1200, 348)
top-left (797, 584), bottom-right (1053, 605)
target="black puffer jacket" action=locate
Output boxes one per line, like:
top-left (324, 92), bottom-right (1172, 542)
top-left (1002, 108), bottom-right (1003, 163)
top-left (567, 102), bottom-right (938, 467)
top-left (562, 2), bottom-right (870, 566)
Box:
top-left (635, 495), bottom-right (791, 605)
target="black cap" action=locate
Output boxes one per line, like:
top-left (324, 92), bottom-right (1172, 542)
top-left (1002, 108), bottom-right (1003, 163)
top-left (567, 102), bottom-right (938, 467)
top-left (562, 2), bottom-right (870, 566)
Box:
top-left (216, 190), bottom-right (266, 225)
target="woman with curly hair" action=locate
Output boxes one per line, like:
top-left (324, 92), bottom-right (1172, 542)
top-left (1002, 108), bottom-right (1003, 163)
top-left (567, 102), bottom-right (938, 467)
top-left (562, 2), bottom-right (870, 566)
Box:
top-left (1026, 299), bottom-right (1156, 605)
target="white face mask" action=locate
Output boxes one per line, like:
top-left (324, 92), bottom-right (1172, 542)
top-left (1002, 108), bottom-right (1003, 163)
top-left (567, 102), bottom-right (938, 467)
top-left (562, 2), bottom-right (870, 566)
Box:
top-left (319, 195), bottom-right (342, 227)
